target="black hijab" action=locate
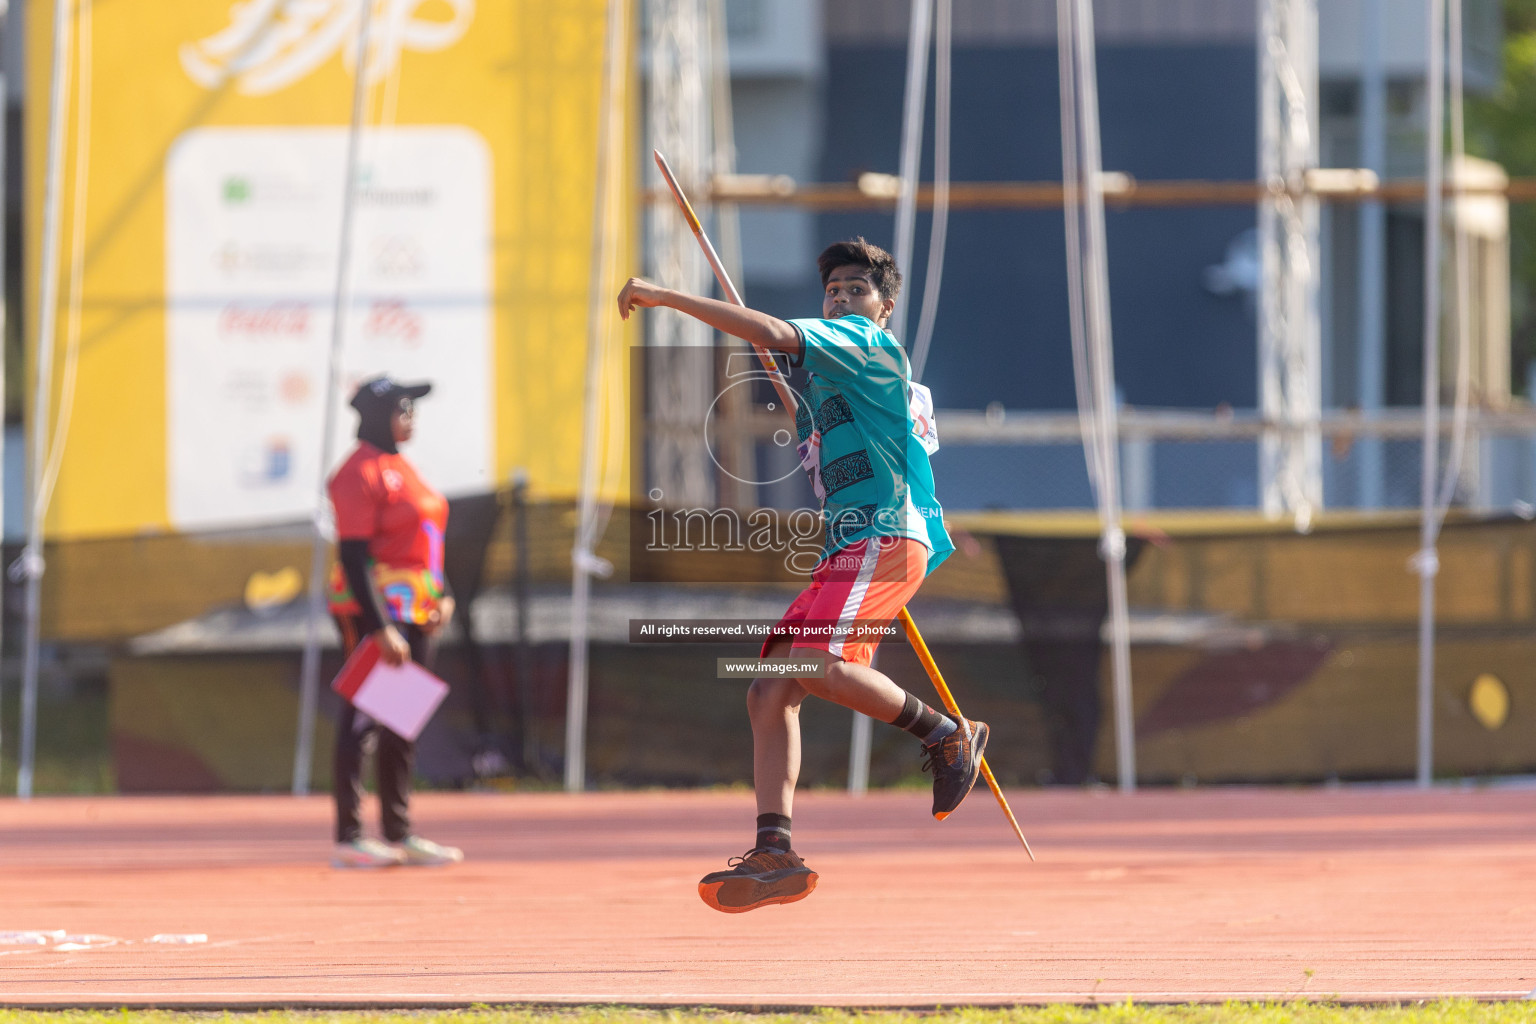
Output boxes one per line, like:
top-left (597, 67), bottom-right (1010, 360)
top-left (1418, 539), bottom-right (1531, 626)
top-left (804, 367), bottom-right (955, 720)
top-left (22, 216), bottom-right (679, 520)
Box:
top-left (349, 376), bottom-right (433, 455)
top-left (355, 399), bottom-right (400, 454)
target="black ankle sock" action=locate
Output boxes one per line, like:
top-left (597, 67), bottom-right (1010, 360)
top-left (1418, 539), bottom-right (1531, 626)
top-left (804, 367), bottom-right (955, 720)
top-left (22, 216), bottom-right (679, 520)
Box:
top-left (891, 692), bottom-right (955, 744)
top-left (755, 812), bottom-right (792, 852)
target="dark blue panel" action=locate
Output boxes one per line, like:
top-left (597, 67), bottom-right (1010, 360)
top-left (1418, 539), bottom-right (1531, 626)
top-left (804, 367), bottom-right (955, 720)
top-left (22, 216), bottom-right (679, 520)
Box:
top-left (1097, 46), bottom-right (1258, 179)
top-left (930, 443), bottom-right (1094, 510)
top-left (813, 43), bottom-right (1259, 414)
top-left (1106, 207), bottom-right (1258, 408)
top-left (1149, 440), bottom-right (1260, 508)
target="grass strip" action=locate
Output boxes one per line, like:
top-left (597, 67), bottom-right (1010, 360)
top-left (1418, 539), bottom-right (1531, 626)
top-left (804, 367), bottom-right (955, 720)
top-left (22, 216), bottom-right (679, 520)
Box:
top-left (0, 1001), bottom-right (1533, 1024)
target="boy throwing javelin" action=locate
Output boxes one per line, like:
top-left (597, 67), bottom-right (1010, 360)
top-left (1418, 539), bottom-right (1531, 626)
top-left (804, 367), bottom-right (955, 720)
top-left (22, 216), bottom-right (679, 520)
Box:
top-left (618, 238), bottom-right (988, 913)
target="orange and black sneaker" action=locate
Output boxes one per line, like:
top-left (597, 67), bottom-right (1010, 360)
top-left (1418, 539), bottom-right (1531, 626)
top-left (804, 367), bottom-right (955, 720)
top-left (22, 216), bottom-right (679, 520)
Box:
top-left (923, 716), bottom-right (989, 820)
top-left (698, 847), bottom-right (818, 913)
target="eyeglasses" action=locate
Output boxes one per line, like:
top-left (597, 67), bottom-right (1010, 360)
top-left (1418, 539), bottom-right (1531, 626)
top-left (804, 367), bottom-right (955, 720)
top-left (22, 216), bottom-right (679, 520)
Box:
top-left (395, 398), bottom-right (414, 416)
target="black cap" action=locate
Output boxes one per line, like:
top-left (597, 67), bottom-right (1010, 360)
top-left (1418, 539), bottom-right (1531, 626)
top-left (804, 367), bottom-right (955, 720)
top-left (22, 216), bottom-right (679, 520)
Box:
top-left (350, 375), bottom-right (432, 414)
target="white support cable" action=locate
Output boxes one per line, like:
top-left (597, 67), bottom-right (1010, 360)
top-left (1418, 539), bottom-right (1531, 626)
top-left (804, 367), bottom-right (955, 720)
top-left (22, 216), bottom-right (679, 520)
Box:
top-left (376, 6), bottom-right (406, 129)
top-left (1057, 0), bottom-right (1135, 793)
top-left (1059, 1), bottom-right (1108, 499)
top-left (1057, 6), bottom-right (1102, 500)
top-left (1415, 0), bottom-right (1447, 789)
top-left (566, 0), bottom-right (628, 793)
top-left (16, 0), bottom-right (77, 798)
top-left (292, 0), bottom-right (377, 796)
top-left (908, 0), bottom-right (950, 383)
top-left (35, 0), bottom-right (92, 540)
top-left (19, 0), bottom-right (94, 797)
top-left (890, 0), bottom-right (932, 345)
top-left (1436, 0), bottom-right (1473, 516)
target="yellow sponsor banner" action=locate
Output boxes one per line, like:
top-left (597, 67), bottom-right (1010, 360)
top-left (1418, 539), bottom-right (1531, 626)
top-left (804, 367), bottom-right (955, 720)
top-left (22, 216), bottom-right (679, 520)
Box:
top-left (26, 0), bottom-right (632, 540)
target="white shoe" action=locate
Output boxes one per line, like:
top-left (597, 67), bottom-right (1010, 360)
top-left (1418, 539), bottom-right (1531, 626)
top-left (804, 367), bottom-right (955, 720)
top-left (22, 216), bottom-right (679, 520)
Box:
top-left (396, 835), bottom-right (464, 866)
top-left (332, 837), bottom-right (406, 869)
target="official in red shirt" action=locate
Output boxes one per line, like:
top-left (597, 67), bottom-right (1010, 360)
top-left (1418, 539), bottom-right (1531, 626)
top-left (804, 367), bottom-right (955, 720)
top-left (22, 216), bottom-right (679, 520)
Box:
top-left (327, 376), bottom-right (462, 869)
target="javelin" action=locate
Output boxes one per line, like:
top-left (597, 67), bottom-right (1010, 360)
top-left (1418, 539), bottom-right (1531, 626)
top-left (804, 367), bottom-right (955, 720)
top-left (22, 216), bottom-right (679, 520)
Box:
top-left (898, 607), bottom-right (1033, 859)
top-left (652, 151), bottom-right (797, 417)
top-left (653, 149), bottom-right (1035, 860)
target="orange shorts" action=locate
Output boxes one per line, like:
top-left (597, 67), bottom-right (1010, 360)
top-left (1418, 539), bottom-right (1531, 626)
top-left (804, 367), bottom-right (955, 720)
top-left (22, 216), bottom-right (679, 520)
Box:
top-left (760, 535), bottom-right (927, 668)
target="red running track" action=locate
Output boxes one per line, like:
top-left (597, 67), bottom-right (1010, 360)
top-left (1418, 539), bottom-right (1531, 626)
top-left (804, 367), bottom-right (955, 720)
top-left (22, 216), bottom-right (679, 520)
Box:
top-left (1, 786), bottom-right (1533, 1006)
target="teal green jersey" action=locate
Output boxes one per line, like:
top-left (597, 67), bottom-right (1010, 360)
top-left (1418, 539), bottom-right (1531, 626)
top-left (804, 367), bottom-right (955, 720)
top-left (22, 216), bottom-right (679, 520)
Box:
top-left (788, 314), bottom-right (954, 575)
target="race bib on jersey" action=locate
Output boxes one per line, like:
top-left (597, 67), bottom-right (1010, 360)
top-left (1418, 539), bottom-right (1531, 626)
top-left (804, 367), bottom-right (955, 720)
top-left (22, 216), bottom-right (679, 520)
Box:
top-left (796, 428), bottom-right (826, 501)
top-left (908, 382), bottom-right (939, 455)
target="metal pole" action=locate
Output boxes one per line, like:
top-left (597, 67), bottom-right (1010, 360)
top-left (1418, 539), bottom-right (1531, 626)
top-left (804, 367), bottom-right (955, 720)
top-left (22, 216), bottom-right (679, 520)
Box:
top-left (566, 0), bottom-right (627, 793)
top-left (0, 0), bottom-right (10, 778)
top-left (889, 0), bottom-right (932, 344)
top-left (704, 0), bottom-right (742, 291)
top-left (293, 0), bottom-right (376, 795)
top-left (847, 649), bottom-right (874, 796)
top-left (646, 0), bottom-right (713, 509)
top-left (851, 0), bottom-right (940, 795)
top-left (17, 0), bottom-right (76, 798)
top-left (1258, 1), bottom-right (1279, 517)
top-left (1072, 0), bottom-right (1133, 794)
top-left (565, 563), bottom-right (593, 792)
top-left (1257, 0), bottom-right (1321, 528)
top-left (1356, 0), bottom-right (1386, 509)
top-left (510, 467), bottom-right (532, 774)
top-left (1059, 0), bottom-right (1134, 791)
top-left (1415, 0), bottom-right (1446, 789)
top-left (847, 711), bottom-right (872, 795)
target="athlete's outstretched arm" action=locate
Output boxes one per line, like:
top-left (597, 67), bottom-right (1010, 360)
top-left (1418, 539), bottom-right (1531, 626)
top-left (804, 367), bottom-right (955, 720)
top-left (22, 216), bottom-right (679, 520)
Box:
top-left (618, 277), bottom-right (802, 360)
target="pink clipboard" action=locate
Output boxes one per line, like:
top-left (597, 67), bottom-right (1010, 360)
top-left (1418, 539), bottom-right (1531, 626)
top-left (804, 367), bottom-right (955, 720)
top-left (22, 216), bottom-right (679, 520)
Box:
top-left (331, 636), bottom-right (450, 742)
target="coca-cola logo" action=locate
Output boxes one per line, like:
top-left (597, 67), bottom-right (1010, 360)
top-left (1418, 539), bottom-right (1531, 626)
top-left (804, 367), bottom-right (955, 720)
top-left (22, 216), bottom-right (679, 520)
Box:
top-left (219, 304), bottom-right (310, 337)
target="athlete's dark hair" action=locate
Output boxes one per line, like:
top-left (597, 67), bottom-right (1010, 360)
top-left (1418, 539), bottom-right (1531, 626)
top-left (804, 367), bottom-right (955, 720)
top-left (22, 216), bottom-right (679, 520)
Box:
top-left (816, 237), bottom-right (902, 302)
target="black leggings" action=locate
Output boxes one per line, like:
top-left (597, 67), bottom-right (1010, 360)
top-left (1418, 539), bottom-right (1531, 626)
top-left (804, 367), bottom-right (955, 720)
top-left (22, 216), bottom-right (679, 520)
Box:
top-left (332, 615), bottom-right (432, 844)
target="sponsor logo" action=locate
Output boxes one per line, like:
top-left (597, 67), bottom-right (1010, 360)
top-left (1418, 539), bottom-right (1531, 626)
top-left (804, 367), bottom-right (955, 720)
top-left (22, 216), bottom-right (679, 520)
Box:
top-left (371, 235), bottom-right (424, 278)
top-left (219, 303), bottom-right (310, 338)
top-left (241, 437), bottom-right (292, 485)
top-left (220, 174), bottom-right (316, 206)
top-left (213, 241), bottom-right (326, 277)
top-left (279, 372), bottom-right (312, 404)
top-left (365, 299), bottom-right (422, 344)
top-left (223, 371), bottom-right (272, 410)
top-left (182, 0), bottom-right (475, 97)
top-left (358, 184), bottom-right (437, 207)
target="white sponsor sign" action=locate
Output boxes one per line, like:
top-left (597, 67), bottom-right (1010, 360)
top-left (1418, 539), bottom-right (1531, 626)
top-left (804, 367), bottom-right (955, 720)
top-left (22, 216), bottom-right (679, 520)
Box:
top-left (166, 125), bottom-right (493, 531)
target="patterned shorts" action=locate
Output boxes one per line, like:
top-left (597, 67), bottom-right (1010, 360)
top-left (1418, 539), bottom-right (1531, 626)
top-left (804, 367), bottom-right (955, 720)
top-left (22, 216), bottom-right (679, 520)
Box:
top-left (759, 535), bottom-right (927, 668)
